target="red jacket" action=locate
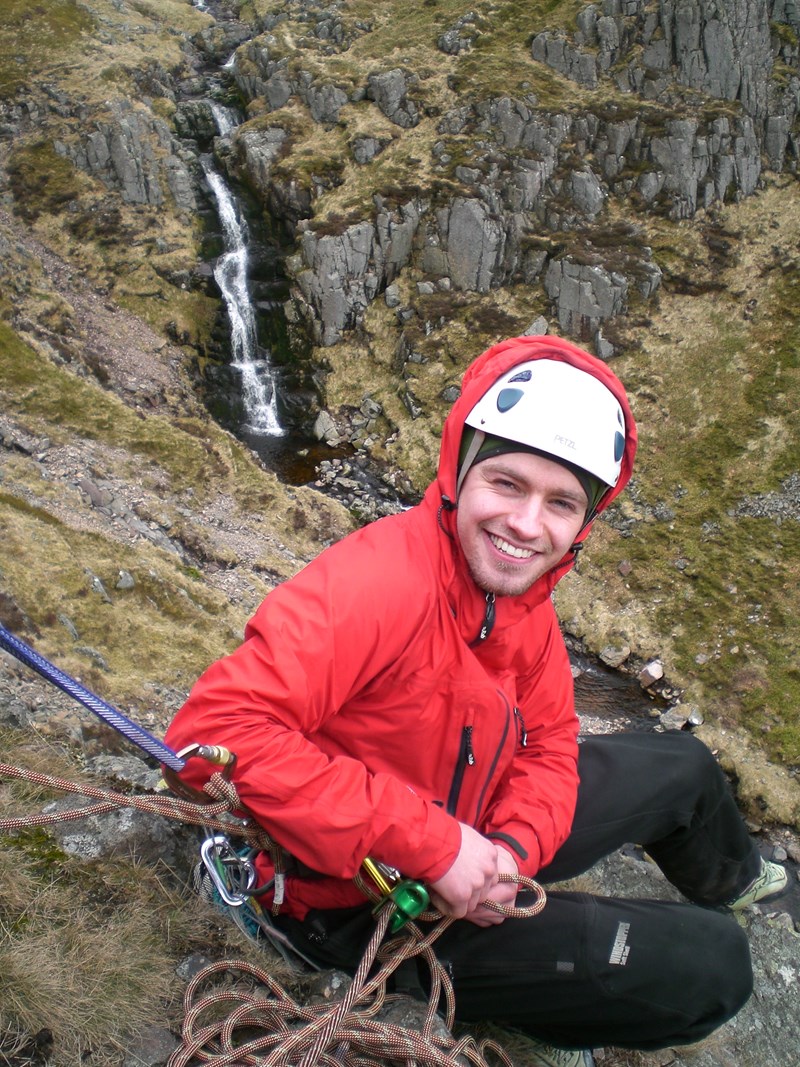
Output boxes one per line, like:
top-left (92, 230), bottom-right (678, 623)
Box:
top-left (165, 336), bottom-right (637, 919)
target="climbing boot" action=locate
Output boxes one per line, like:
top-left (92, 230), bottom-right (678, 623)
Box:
top-left (725, 858), bottom-right (788, 911)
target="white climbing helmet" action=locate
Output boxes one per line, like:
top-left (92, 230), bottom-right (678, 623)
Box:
top-left (459, 358), bottom-right (626, 491)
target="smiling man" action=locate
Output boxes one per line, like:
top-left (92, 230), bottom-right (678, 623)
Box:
top-left (454, 357), bottom-right (624, 597)
top-left (167, 336), bottom-right (786, 1067)
top-left (456, 449), bottom-right (588, 596)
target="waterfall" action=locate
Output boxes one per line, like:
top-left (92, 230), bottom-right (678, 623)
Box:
top-left (190, 0), bottom-right (284, 439)
top-left (210, 101), bottom-right (236, 137)
top-left (202, 159), bottom-right (284, 437)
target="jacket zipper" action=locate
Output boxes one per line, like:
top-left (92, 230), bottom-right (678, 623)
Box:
top-left (447, 691), bottom-right (517, 821)
top-left (468, 592), bottom-right (496, 647)
top-left (472, 690), bottom-right (512, 823)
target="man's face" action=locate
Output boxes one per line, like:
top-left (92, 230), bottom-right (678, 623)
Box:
top-left (456, 451), bottom-right (588, 597)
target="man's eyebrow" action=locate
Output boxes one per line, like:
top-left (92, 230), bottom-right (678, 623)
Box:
top-left (481, 458), bottom-right (588, 502)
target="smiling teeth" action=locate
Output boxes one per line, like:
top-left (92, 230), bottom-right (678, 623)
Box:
top-left (489, 535), bottom-right (533, 559)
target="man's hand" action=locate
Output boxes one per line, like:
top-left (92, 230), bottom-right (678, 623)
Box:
top-left (463, 844), bottom-right (519, 927)
top-left (427, 822), bottom-right (499, 918)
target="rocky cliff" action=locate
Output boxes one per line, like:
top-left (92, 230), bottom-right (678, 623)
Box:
top-left (2, 0), bottom-right (799, 812)
top-left (1, 2), bottom-right (800, 1065)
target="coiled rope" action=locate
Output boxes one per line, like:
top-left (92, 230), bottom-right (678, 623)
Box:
top-left (170, 878), bottom-right (546, 1067)
top-left (0, 761), bottom-right (547, 1067)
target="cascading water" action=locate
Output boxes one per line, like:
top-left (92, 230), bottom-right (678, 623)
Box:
top-left (201, 103), bottom-right (284, 437)
top-left (202, 159), bottom-right (283, 437)
top-left (210, 102), bottom-right (235, 137)
top-left (188, 0), bottom-right (347, 481)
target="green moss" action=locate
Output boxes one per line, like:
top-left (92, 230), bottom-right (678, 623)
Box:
top-left (7, 141), bottom-right (83, 222)
top-left (606, 269), bottom-right (800, 765)
top-left (0, 0), bottom-right (95, 99)
top-left (0, 491), bottom-right (64, 528)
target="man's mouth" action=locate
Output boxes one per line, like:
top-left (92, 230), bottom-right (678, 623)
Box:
top-left (488, 533), bottom-right (535, 560)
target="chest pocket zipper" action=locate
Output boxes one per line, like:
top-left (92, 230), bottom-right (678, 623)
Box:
top-left (514, 706), bottom-right (528, 748)
top-left (446, 725), bottom-right (475, 815)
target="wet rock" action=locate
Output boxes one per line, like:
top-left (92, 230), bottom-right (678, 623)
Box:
top-left (659, 705), bottom-right (693, 731)
top-left (599, 644), bottom-right (631, 668)
top-left (639, 660), bottom-right (664, 688)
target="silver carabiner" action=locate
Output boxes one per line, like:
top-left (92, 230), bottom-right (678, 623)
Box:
top-left (199, 834), bottom-right (259, 907)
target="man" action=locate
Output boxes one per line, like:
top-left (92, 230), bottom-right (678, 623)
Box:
top-left (166, 335), bottom-right (786, 1067)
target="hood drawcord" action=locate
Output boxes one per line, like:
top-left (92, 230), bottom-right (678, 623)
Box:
top-left (569, 541), bottom-right (585, 571)
top-left (437, 494), bottom-right (456, 539)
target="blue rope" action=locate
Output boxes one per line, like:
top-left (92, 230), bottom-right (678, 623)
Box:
top-left (0, 624), bottom-right (185, 771)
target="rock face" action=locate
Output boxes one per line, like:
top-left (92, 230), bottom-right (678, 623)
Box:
top-left (55, 99), bottom-right (197, 211)
top-left (4, 0), bottom-right (795, 413)
top-left (533, 0), bottom-right (774, 123)
top-left (208, 0), bottom-right (800, 356)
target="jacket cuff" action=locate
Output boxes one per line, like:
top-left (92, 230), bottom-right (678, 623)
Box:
top-left (486, 822), bottom-right (542, 876)
top-left (374, 800), bottom-right (462, 885)
top-left (487, 831), bottom-right (528, 862)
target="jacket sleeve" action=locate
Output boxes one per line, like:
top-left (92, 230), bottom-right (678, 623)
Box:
top-left (480, 605), bottom-right (579, 876)
top-left (164, 527), bottom-right (461, 884)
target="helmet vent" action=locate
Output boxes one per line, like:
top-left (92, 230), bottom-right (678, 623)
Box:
top-left (497, 387), bottom-right (524, 412)
top-left (614, 431), bottom-right (625, 462)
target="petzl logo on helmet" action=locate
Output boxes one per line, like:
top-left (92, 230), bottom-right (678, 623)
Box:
top-left (554, 434), bottom-right (577, 451)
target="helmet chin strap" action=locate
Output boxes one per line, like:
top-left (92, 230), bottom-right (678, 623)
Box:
top-left (455, 429), bottom-right (487, 499)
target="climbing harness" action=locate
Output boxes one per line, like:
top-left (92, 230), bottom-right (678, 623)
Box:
top-left (0, 624), bottom-right (550, 1066)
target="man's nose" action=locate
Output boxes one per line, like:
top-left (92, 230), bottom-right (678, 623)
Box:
top-left (507, 496), bottom-right (544, 538)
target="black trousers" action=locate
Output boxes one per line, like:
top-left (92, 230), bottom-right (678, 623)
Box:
top-left (276, 732), bottom-right (757, 1051)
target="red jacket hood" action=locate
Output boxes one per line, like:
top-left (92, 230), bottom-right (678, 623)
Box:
top-left (422, 335), bottom-right (638, 633)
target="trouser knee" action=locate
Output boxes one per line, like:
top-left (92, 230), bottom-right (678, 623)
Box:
top-left (644, 730), bottom-right (724, 797)
top-left (582, 900), bottom-right (753, 1049)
